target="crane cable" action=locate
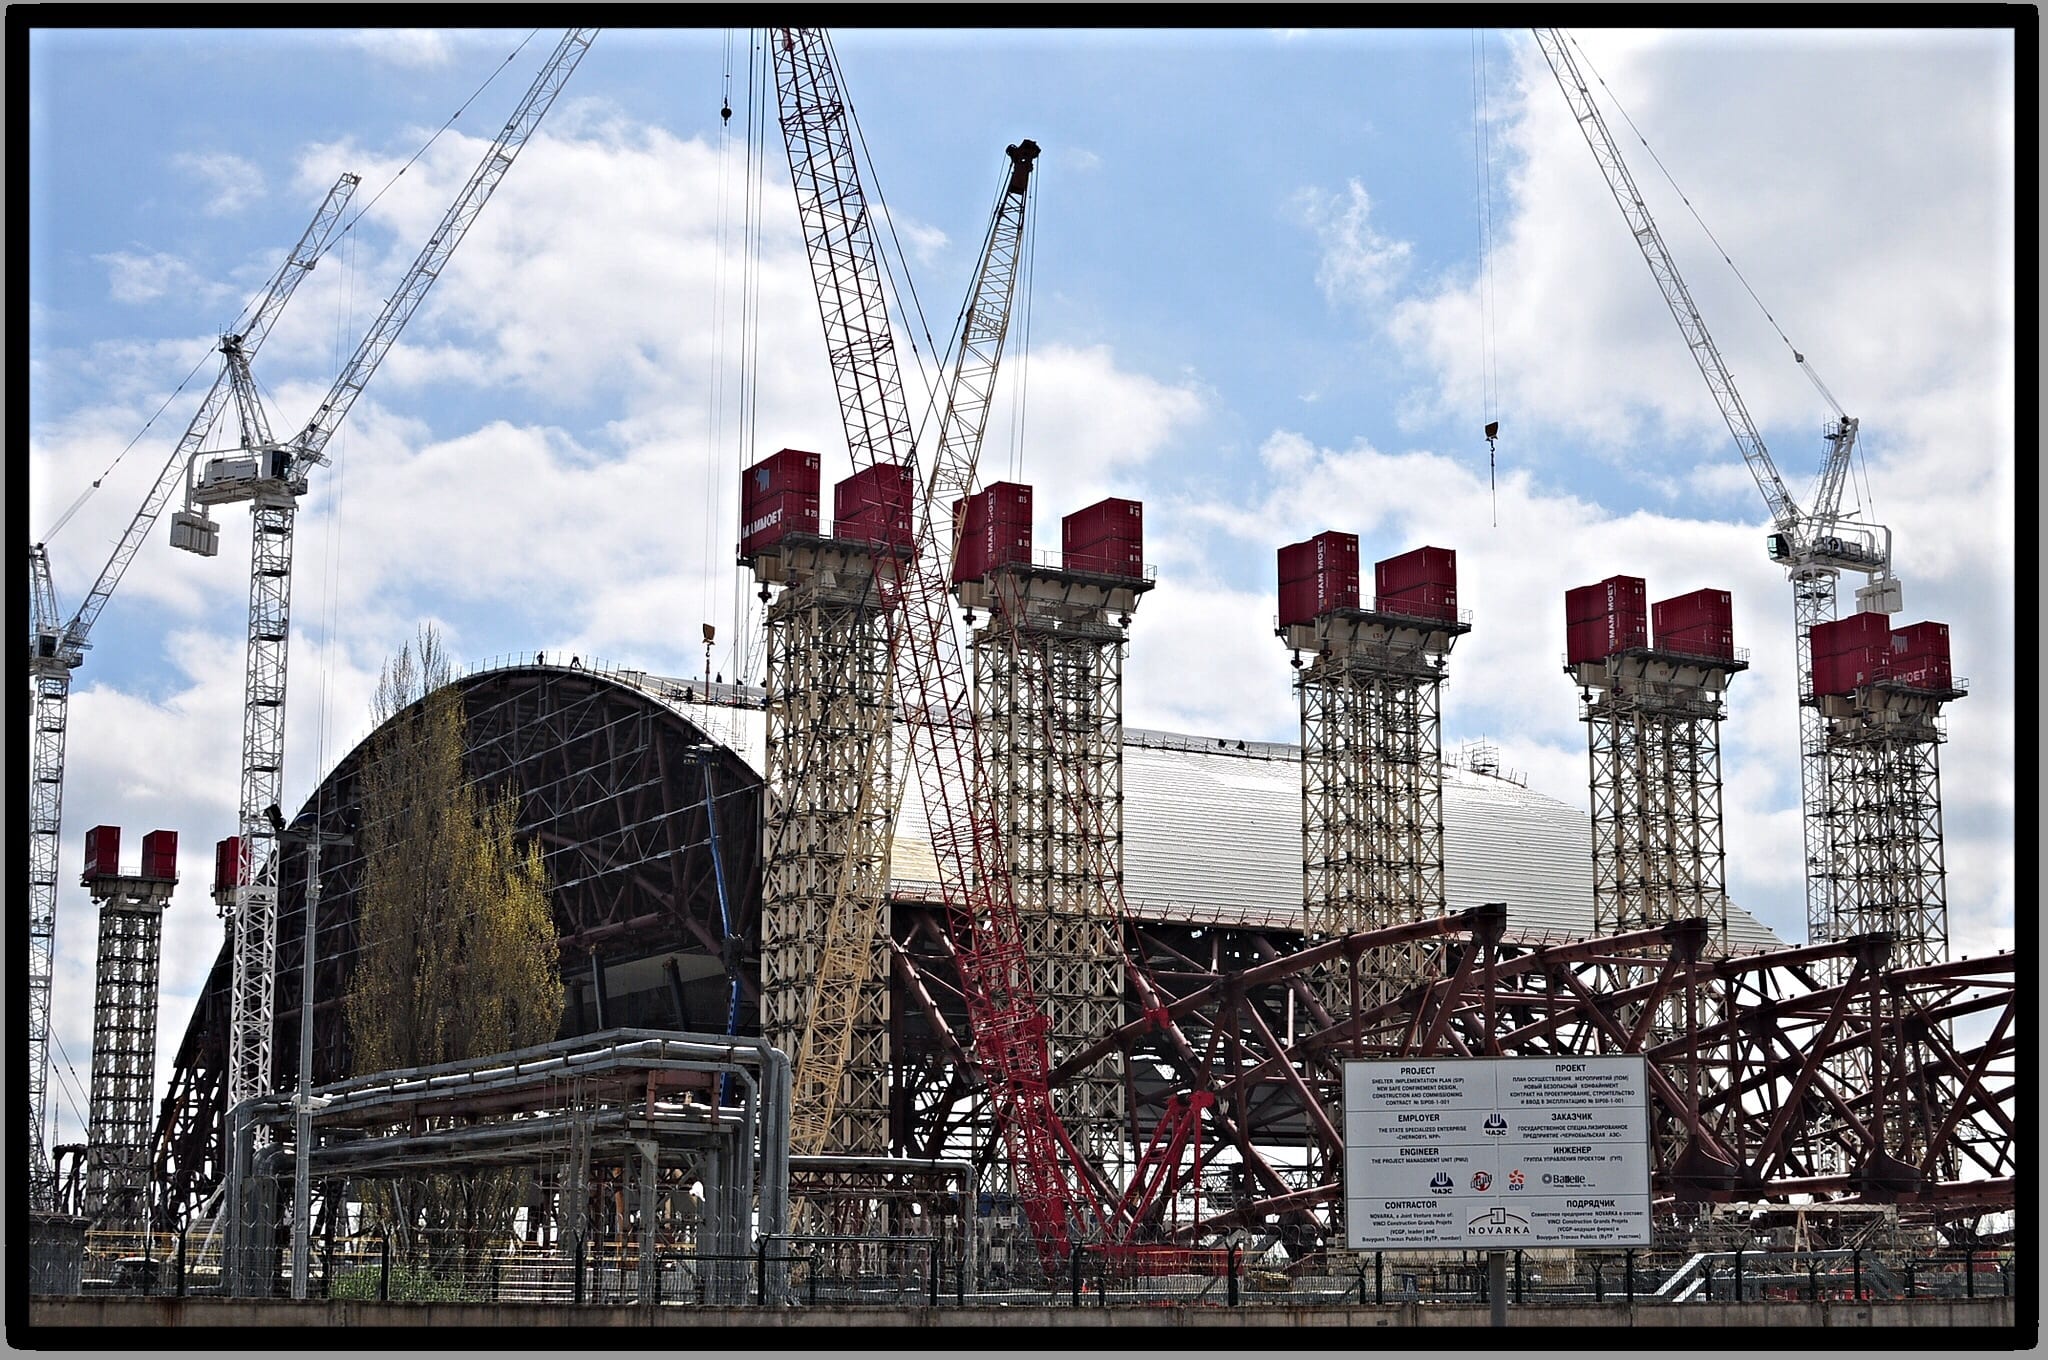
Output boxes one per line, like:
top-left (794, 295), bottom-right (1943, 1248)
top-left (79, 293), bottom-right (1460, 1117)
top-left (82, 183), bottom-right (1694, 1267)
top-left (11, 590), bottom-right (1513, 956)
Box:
top-left (1005, 161), bottom-right (1038, 485)
top-left (1471, 29), bottom-right (1501, 528)
top-left (1562, 31), bottom-right (1847, 420)
top-left (39, 30), bottom-right (541, 550)
top-left (703, 29), bottom-right (738, 684)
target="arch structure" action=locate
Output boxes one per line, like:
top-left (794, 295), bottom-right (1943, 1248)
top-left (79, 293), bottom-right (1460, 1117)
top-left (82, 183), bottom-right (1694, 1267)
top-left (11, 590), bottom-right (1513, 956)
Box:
top-left (149, 663), bottom-right (763, 1229)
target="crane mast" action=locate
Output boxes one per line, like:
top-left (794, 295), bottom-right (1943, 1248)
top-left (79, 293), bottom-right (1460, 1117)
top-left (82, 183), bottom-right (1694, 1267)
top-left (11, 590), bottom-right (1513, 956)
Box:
top-left (1533, 28), bottom-right (1897, 948)
top-left (785, 137), bottom-right (1040, 1159)
top-left (179, 28), bottom-right (597, 1135)
top-left (23, 172), bottom-right (356, 1209)
top-left (770, 29), bottom-right (1094, 1266)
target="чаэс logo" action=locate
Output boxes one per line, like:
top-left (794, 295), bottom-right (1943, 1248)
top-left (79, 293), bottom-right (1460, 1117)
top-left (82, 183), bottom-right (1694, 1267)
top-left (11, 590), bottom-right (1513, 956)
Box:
top-left (1483, 1113), bottom-right (1509, 1135)
top-left (1429, 1172), bottom-right (1455, 1194)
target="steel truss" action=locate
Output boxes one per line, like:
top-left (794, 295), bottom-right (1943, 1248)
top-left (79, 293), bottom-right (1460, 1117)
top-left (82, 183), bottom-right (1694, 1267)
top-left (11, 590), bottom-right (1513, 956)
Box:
top-left (1574, 649), bottom-right (1746, 959)
top-left (1290, 608), bottom-right (1470, 1019)
top-left (889, 904), bottom-right (2012, 1254)
top-left (83, 875), bottom-right (175, 1229)
top-left (149, 664), bottom-right (762, 1229)
top-left (972, 564), bottom-right (1147, 1184)
top-left (757, 538), bottom-right (897, 1157)
top-left (1819, 684), bottom-right (1959, 971)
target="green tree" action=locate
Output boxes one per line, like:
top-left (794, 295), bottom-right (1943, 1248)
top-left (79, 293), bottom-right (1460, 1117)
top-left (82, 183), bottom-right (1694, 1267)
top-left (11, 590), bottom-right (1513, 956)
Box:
top-left (346, 626), bottom-right (562, 1261)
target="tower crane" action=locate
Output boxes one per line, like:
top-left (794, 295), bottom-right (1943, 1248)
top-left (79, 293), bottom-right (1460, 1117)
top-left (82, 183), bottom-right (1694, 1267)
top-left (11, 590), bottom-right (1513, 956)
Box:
top-left (171, 28), bottom-right (597, 1133)
top-left (1533, 28), bottom-right (1901, 947)
top-left (770, 29), bottom-right (1095, 1265)
top-left (785, 136), bottom-right (1041, 1159)
top-left (25, 174), bottom-right (357, 1209)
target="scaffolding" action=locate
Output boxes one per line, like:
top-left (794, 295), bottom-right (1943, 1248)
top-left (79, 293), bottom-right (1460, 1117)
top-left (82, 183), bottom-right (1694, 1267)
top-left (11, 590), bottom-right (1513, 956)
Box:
top-left (1285, 604), bottom-right (1470, 1018)
top-left (969, 561), bottom-right (1150, 1184)
top-left (82, 870), bottom-right (175, 1231)
top-left (1570, 647), bottom-right (1747, 955)
top-left (1817, 680), bottom-right (1962, 971)
top-left (756, 535), bottom-right (898, 1156)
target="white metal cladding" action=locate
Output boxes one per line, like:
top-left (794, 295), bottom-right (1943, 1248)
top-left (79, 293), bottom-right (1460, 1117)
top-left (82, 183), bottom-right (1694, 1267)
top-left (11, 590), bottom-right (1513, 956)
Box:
top-left (632, 676), bottom-right (1782, 952)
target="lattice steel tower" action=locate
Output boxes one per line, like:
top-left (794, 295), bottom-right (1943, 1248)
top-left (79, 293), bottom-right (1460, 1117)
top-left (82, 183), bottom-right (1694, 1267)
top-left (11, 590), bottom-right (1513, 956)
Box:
top-left (1568, 647), bottom-right (1746, 956)
top-left (80, 829), bottom-right (177, 1230)
top-left (752, 524), bottom-right (898, 1156)
top-left (1280, 539), bottom-right (1469, 1018)
top-left (966, 541), bottom-right (1153, 1182)
top-left (1816, 677), bottom-right (1963, 970)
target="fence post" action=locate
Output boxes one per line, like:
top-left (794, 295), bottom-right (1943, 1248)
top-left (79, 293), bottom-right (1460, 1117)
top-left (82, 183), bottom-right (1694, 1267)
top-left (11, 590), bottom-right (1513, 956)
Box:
top-left (1071, 1244), bottom-right (1082, 1308)
top-left (1808, 1258), bottom-right (1819, 1303)
top-left (1593, 1257), bottom-right (1603, 1302)
top-left (808, 1250), bottom-right (818, 1305)
top-left (1906, 1259), bottom-right (1915, 1298)
top-left (1703, 1262), bottom-right (1713, 1301)
top-left (573, 1236), bottom-right (585, 1306)
top-left (1624, 1249), bottom-right (1635, 1303)
top-left (1375, 1250), bottom-right (1384, 1305)
top-left (1852, 1250), bottom-right (1862, 1301)
top-left (1965, 1249), bottom-right (1974, 1300)
top-left (1228, 1244), bottom-right (1240, 1307)
top-left (756, 1237), bottom-right (769, 1307)
top-left (928, 1246), bottom-right (939, 1307)
top-left (177, 1229), bottom-right (188, 1298)
top-left (379, 1234), bottom-right (390, 1302)
top-left (1735, 1248), bottom-right (1744, 1302)
top-left (1514, 1249), bottom-right (1524, 1304)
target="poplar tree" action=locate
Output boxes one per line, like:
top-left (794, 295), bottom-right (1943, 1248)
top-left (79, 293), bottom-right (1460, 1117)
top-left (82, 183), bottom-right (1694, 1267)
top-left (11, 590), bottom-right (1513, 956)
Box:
top-left (345, 626), bottom-right (562, 1264)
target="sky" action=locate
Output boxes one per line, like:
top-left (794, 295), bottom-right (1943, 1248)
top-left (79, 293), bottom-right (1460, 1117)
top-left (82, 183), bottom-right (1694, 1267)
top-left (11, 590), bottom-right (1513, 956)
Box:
top-left (23, 23), bottom-right (2021, 1155)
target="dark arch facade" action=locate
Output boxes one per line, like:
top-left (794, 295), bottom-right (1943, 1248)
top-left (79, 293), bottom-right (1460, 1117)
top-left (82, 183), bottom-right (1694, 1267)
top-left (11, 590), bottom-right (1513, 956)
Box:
top-left (149, 664), bottom-right (764, 1227)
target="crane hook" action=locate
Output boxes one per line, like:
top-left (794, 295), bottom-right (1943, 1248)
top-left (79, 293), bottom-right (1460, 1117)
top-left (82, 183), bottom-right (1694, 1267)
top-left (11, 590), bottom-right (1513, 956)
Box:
top-left (721, 101), bottom-right (732, 125)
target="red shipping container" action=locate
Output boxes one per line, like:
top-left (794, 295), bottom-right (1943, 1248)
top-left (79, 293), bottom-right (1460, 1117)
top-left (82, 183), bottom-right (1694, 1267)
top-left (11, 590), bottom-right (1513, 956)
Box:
top-left (141, 829), bottom-right (178, 883)
top-left (1566, 575), bottom-right (1647, 623)
top-left (1816, 644), bottom-right (1889, 697)
top-left (1811, 611), bottom-right (1892, 662)
top-left (1659, 626), bottom-right (1736, 660)
top-left (214, 836), bottom-right (245, 896)
top-left (1278, 539), bottom-right (1318, 585)
top-left (1062, 497), bottom-right (1143, 555)
top-left (1375, 545), bottom-right (1456, 598)
top-left (952, 485), bottom-right (1034, 583)
top-left (1379, 583), bottom-right (1457, 623)
top-left (1652, 588), bottom-right (1733, 644)
top-left (1888, 621), bottom-right (1952, 690)
top-left (1567, 616), bottom-right (1622, 664)
top-left (739, 489), bottom-right (819, 559)
top-left (84, 824), bottom-right (120, 881)
top-left (1065, 539), bottom-right (1145, 577)
top-left (746, 447), bottom-right (822, 500)
top-left (834, 463), bottom-right (915, 550)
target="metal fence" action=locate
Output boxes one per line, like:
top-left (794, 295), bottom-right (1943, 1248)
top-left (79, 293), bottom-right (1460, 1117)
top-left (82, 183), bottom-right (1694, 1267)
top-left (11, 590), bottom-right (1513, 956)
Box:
top-left (58, 1229), bottom-right (2016, 1309)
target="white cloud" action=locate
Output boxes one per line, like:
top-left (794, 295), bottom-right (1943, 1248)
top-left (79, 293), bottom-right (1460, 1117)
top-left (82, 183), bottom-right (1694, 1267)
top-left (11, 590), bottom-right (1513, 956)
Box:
top-left (1294, 179), bottom-right (1413, 307)
top-left (346, 28), bottom-right (454, 69)
top-left (95, 250), bottom-right (219, 306)
top-left (170, 151), bottom-right (265, 216)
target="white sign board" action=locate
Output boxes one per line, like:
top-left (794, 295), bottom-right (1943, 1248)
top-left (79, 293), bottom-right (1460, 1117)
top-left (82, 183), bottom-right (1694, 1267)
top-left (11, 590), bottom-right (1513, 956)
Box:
top-left (1342, 1055), bottom-right (1652, 1250)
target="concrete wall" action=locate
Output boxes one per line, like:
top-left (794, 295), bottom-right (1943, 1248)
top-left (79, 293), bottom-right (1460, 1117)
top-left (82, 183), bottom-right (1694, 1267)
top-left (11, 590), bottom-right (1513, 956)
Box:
top-left (24, 1296), bottom-right (2021, 1331)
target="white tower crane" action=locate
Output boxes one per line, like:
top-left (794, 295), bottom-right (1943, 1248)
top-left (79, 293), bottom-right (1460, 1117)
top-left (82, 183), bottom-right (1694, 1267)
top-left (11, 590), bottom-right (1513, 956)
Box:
top-left (172, 28), bottom-right (597, 1144)
top-left (1533, 28), bottom-right (1901, 947)
top-left (25, 174), bottom-right (357, 1209)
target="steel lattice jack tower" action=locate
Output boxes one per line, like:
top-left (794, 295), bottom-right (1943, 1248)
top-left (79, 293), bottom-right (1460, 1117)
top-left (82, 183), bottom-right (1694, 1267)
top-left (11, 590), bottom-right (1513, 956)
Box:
top-left (79, 827), bottom-right (177, 1230)
top-left (749, 507), bottom-right (900, 1157)
top-left (964, 529), bottom-right (1153, 1184)
top-left (1817, 683), bottom-right (1963, 971)
top-left (1279, 538), bottom-right (1470, 1022)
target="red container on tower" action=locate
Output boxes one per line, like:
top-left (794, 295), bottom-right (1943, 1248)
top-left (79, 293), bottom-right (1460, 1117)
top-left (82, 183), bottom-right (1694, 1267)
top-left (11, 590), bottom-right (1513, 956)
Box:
top-left (214, 836), bottom-right (245, 898)
top-left (1811, 611), bottom-right (1894, 696)
top-left (1062, 497), bottom-right (1144, 576)
top-left (1652, 588), bottom-right (1734, 659)
top-left (1888, 620), bottom-right (1952, 690)
top-left (84, 825), bottom-right (120, 881)
top-left (1375, 545), bottom-right (1457, 621)
top-left (141, 829), bottom-right (178, 883)
top-left (1564, 576), bottom-right (1648, 663)
top-left (739, 448), bottom-right (822, 558)
top-left (833, 463), bottom-right (915, 550)
top-left (952, 482), bottom-right (1033, 583)
top-left (1277, 531), bottom-right (1360, 626)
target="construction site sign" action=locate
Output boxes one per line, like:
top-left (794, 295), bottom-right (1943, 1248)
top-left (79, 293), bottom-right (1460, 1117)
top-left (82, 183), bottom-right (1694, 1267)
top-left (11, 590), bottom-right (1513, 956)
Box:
top-left (1342, 1055), bottom-right (1653, 1250)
